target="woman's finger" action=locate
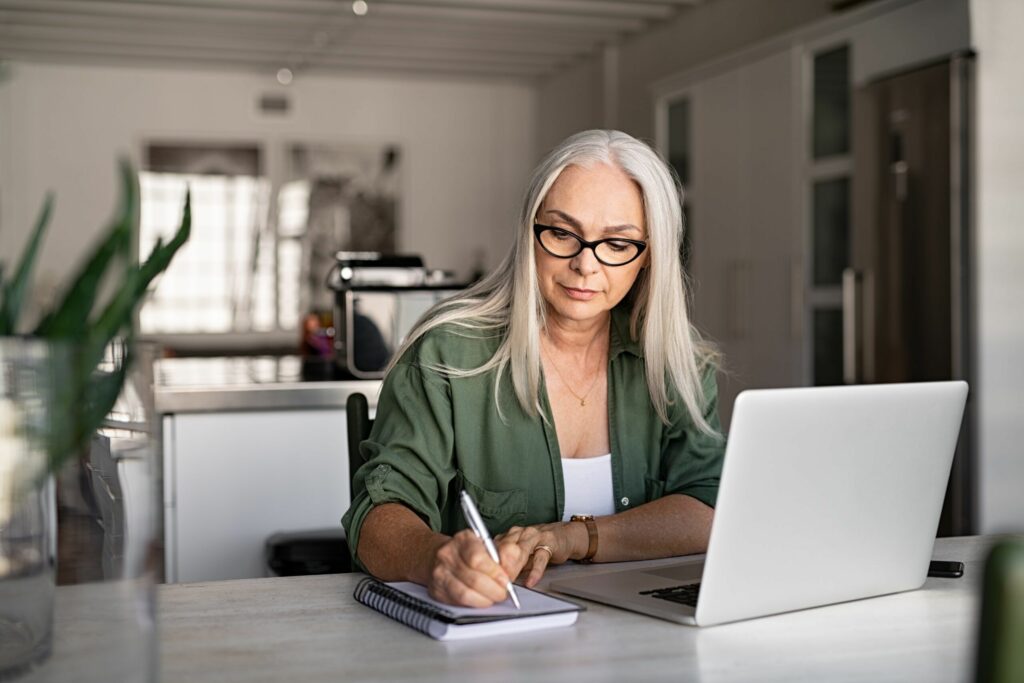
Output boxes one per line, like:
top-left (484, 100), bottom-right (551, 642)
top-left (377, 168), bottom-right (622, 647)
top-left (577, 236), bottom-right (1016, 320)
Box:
top-left (429, 569), bottom-right (498, 608)
top-left (496, 536), bottom-right (528, 580)
top-left (453, 564), bottom-right (512, 604)
top-left (452, 535), bottom-right (515, 603)
top-left (525, 544), bottom-right (553, 587)
top-left (429, 531), bottom-right (511, 606)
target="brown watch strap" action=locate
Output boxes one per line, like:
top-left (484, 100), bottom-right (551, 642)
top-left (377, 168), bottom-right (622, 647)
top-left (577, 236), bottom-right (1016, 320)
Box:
top-left (570, 514), bottom-right (598, 563)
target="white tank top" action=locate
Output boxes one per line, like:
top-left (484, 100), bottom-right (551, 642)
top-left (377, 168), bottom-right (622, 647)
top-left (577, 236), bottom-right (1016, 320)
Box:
top-left (560, 453), bottom-right (616, 521)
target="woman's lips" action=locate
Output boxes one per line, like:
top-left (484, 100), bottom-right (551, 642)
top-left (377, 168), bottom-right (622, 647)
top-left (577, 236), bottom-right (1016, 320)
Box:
top-left (561, 285), bottom-right (598, 301)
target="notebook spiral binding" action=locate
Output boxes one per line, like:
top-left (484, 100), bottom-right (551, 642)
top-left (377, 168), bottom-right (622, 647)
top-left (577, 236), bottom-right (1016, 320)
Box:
top-left (354, 578), bottom-right (455, 636)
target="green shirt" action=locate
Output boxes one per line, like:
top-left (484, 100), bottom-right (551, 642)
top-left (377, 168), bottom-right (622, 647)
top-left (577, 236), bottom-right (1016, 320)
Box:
top-left (341, 307), bottom-right (725, 567)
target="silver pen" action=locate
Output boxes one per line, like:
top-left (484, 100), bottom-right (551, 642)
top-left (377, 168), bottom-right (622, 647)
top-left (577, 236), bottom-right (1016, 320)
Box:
top-left (459, 489), bottom-right (522, 609)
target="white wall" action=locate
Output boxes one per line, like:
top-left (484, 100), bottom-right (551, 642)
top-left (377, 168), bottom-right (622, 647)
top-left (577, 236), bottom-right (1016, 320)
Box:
top-left (0, 62), bottom-right (536, 322)
top-left (535, 0), bottom-right (834, 148)
top-left (970, 0), bottom-right (1024, 533)
top-left (534, 57), bottom-right (602, 158)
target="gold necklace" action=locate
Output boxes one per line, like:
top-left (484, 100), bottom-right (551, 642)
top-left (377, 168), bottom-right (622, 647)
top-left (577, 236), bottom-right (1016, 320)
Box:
top-left (542, 346), bottom-right (602, 407)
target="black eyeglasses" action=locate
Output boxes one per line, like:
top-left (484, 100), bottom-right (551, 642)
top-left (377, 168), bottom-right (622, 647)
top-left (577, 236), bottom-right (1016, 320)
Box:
top-left (533, 224), bottom-right (647, 267)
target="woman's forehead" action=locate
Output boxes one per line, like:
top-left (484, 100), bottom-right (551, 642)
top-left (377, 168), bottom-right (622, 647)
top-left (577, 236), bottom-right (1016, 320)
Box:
top-left (541, 163), bottom-right (644, 224)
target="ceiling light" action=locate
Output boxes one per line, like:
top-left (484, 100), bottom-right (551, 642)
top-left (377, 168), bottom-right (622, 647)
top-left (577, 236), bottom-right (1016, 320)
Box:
top-left (352, 0), bottom-right (368, 16)
top-left (276, 68), bottom-right (294, 86)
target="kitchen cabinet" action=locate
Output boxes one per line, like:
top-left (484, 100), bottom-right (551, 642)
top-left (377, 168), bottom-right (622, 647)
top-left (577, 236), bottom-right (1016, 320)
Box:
top-left (662, 47), bottom-right (803, 427)
top-left (163, 409), bottom-right (353, 583)
top-left (155, 356), bottom-right (380, 583)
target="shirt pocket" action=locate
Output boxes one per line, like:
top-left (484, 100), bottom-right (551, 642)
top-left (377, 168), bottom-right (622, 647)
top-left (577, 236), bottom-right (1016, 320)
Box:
top-left (457, 470), bottom-right (528, 533)
top-left (644, 476), bottom-right (666, 502)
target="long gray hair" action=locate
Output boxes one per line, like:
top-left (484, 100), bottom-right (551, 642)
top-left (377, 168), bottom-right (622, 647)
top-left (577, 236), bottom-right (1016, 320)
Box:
top-left (389, 129), bottom-right (718, 435)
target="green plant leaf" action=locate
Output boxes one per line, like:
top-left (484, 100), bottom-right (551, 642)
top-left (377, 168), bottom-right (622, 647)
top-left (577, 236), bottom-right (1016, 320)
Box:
top-left (82, 189), bottom-right (190, 382)
top-left (10, 163), bottom-right (191, 476)
top-left (45, 343), bottom-right (133, 476)
top-left (35, 160), bottom-right (136, 338)
top-left (0, 193), bottom-right (54, 335)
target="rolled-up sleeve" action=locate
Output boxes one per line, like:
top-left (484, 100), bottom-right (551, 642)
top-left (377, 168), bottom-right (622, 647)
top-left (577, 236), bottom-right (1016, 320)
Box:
top-left (660, 366), bottom-right (726, 508)
top-left (341, 360), bottom-right (456, 569)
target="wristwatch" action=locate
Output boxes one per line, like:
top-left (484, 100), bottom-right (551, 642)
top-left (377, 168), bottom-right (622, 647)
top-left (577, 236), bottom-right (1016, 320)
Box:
top-left (570, 514), bottom-right (598, 563)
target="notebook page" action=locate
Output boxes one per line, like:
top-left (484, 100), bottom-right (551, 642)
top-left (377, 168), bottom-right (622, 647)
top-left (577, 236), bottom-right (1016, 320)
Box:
top-left (386, 581), bottom-right (579, 618)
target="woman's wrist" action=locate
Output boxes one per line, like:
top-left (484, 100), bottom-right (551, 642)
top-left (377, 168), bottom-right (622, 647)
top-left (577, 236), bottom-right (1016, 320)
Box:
top-left (415, 533), bottom-right (452, 584)
top-left (565, 520), bottom-right (591, 561)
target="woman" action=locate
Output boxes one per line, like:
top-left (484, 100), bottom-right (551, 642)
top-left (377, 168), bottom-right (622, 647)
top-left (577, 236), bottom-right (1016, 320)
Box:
top-left (342, 129), bottom-right (724, 607)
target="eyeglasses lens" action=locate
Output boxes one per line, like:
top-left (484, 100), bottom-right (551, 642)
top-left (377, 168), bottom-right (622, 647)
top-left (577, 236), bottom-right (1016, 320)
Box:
top-left (538, 229), bottom-right (639, 265)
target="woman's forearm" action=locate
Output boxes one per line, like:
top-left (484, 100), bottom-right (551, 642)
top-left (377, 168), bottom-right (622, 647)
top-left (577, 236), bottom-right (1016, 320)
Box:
top-left (588, 494), bottom-right (713, 563)
top-left (356, 503), bottom-right (449, 583)
top-left (358, 495), bottom-right (711, 581)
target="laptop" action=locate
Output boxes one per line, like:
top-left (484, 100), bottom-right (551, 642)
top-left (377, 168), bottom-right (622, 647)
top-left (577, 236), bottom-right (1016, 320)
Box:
top-left (549, 381), bottom-right (969, 627)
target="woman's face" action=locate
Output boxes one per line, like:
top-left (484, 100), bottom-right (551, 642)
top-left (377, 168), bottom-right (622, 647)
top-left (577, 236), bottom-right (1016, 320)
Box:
top-left (534, 162), bottom-right (648, 328)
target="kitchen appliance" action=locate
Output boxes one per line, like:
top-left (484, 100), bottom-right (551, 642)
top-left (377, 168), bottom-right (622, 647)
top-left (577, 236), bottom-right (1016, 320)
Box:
top-left (327, 252), bottom-right (464, 379)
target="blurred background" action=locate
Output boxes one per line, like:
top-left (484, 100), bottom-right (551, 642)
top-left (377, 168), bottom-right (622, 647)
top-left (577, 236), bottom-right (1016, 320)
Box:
top-left (0, 0), bottom-right (1021, 587)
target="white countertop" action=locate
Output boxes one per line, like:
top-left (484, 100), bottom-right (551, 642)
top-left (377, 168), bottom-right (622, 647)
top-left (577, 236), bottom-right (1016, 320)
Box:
top-left (154, 355), bottom-right (381, 413)
top-left (37, 535), bottom-right (1000, 683)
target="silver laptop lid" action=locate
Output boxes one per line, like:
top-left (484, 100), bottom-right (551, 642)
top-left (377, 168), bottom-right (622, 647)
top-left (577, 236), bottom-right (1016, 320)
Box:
top-left (695, 381), bottom-right (968, 626)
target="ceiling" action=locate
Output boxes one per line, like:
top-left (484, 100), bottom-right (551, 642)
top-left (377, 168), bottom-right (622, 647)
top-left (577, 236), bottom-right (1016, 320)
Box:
top-left (0, 0), bottom-right (706, 82)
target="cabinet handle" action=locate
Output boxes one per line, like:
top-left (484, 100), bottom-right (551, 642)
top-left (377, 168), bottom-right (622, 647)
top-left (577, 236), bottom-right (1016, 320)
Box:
top-left (842, 268), bottom-right (863, 384)
top-left (790, 258), bottom-right (802, 341)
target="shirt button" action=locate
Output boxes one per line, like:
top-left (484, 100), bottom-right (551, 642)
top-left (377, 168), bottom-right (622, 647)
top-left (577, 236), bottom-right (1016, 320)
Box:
top-left (620, 497), bottom-right (630, 507)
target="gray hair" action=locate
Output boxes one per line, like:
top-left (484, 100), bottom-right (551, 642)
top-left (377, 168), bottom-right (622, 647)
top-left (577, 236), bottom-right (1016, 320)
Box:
top-left (390, 129), bottom-right (719, 435)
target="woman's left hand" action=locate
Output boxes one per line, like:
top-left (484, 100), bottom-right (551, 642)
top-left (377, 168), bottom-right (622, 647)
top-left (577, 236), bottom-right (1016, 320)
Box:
top-left (495, 522), bottom-right (584, 588)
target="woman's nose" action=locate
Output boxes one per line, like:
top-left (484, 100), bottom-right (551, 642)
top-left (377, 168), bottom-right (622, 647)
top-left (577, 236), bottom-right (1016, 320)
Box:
top-left (570, 246), bottom-right (602, 275)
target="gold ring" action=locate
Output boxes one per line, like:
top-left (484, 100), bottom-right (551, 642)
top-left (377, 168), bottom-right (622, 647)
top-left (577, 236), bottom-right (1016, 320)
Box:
top-left (533, 545), bottom-right (554, 557)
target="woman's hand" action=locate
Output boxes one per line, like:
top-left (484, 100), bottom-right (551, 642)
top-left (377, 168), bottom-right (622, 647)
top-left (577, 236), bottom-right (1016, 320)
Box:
top-left (496, 522), bottom-right (585, 588)
top-left (424, 529), bottom-right (526, 608)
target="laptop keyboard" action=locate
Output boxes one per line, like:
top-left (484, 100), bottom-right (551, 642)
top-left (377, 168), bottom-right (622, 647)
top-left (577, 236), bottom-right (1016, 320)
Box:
top-left (640, 583), bottom-right (701, 607)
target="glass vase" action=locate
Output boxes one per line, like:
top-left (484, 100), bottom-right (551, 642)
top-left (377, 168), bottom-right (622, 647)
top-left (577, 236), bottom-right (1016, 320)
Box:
top-left (0, 339), bottom-right (57, 677)
top-left (0, 338), bottom-right (160, 682)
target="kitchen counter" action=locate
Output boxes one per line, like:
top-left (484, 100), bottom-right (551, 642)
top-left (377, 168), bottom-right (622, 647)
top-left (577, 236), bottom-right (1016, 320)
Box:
top-left (154, 355), bottom-right (382, 414)
top-left (154, 355), bottom-right (382, 582)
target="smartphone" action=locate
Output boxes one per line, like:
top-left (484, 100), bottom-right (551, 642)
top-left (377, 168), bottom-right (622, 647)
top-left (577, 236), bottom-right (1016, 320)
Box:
top-left (928, 560), bottom-right (964, 578)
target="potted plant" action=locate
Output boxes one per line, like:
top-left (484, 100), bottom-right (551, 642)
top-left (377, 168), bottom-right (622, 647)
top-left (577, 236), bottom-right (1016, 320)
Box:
top-left (0, 161), bottom-right (190, 677)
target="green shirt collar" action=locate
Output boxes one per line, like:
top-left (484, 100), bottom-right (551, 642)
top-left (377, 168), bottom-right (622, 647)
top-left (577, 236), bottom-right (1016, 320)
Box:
top-left (610, 304), bottom-right (643, 359)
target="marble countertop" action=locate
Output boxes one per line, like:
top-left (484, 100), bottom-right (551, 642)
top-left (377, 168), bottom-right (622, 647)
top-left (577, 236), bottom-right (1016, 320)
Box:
top-left (34, 536), bottom-right (998, 683)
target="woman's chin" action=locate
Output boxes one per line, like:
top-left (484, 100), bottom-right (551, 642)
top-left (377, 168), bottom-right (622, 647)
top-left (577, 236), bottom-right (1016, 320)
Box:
top-left (547, 297), bottom-right (611, 325)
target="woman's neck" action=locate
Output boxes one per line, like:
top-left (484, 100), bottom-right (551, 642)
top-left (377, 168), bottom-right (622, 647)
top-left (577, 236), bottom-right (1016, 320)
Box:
top-left (542, 312), bottom-right (611, 363)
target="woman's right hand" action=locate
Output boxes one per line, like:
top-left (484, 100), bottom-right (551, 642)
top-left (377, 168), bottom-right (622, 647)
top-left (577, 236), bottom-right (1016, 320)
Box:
top-left (425, 529), bottom-right (526, 607)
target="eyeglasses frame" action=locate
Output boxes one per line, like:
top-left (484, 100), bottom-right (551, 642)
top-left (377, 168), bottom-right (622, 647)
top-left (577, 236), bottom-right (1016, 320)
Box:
top-left (532, 224), bottom-right (648, 267)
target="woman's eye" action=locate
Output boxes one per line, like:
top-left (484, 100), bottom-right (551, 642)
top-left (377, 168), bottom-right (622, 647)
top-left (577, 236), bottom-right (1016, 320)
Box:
top-left (552, 229), bottom-right (574, 241)
top-left (605, 241), bottom-right (631, 252)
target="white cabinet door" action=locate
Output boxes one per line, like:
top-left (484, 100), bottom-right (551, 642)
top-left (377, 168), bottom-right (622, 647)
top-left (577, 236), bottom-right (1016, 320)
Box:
top-left (735, 49), bottom-right (803, 392)
top-left (164, 409), bottom-right (349, 583)
top-left (687, 48), bottom-right (802, 428)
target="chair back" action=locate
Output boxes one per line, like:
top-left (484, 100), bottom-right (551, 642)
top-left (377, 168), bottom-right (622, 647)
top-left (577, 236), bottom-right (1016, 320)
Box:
top-left (346, 392), bottom-right (373, 484)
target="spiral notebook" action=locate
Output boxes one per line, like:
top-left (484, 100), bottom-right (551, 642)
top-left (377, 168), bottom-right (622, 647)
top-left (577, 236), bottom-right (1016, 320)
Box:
top-left (353, 578), bottom-right (584, 641)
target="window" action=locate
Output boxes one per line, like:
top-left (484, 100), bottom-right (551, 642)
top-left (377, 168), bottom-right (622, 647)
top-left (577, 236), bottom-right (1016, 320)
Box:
top-left (139, 144), bottom-right (272, 334)
top-left (138, 141), bottom-right (401, 344)
top-left (813, 46), bottom-right (851, 159)
top-left (806, 45), bottom-right (851, 385)
top-left (812, 176), bottom-right (850, 287)
top-left (666, 97), bottom-right (693, 271)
